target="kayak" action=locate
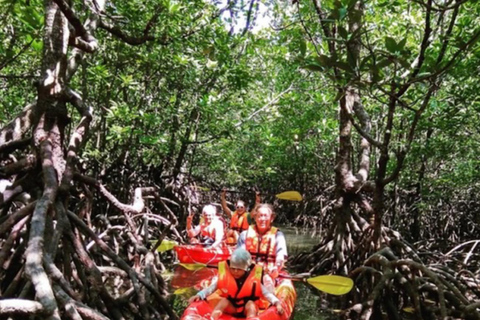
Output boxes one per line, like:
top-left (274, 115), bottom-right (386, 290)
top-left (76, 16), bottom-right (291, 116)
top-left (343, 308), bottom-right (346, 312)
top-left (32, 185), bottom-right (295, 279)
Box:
top-left (174, 244), bottom-right (234, 265)
top-left (180, 273), bottom-right (297, 320)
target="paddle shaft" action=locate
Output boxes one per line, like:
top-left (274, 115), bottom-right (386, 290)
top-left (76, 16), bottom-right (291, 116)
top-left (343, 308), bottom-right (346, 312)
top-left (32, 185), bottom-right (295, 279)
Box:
top-left (195, 188), bottom-right (278, 196)
top-left (178, 263), bottom-right (352, 295)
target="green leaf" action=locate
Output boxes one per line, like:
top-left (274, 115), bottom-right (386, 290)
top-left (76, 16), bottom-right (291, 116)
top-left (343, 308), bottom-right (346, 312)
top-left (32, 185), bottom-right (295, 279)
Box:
top-left (333, 60), bottom-right (352, 72)
top-left (359, 56), bottom-right (372, 70)
top-left (299, 39), bottom-right (307, 57)
top-left (377, 58), bottom-right (392, 69)
top-left (339, 7), bottom-right (348, 20)
top-left (385, 37), bottom-right (398, 53)
top-left (32, 40), bottom-right (43, 52)
top-left (397, 37), bottom-right (407, 51)
top-left (315, 55), bottom-right (332, 67)
top-left (303, 63), bottom-right (323, 72)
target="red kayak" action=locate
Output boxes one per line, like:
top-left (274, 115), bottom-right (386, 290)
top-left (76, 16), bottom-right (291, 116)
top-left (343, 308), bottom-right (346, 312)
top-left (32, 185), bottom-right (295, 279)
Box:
top-left (174, 244), bottom-right (234, 265)
top-left (180, 274), bottom-right (297, 320)
top-left (170, 265), bottom-right (218, 290)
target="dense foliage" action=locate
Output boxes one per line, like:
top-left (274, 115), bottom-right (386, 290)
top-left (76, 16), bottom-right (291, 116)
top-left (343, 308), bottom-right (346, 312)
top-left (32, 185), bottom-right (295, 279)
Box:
top-left (2, 0), bottom-right (480, 319)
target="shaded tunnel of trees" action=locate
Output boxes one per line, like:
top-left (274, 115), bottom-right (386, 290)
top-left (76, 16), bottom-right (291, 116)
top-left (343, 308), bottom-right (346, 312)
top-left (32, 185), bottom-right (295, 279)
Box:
top-left (1, 0), bottom-right (480, 319)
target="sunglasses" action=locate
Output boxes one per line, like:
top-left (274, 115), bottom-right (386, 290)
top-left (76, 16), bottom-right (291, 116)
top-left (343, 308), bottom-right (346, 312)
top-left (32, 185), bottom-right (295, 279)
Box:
top-left (236, 206), bottom-right (245, 209)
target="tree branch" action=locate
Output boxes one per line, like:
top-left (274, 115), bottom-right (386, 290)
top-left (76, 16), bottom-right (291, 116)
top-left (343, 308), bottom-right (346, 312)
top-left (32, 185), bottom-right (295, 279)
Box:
top-left (59, 89), bottom-right (92, 193)
top-left (0, 138), bottom-right (31, 155)
top-left (398, 0), bottom-right (433, 95)
top-left (25, 140), bottom-right (60, 318)
top-left (411, 0), bottom-right (469, 12)
top-left (235, 83), bottom-right (294, 127)
top-left (241, 0), bottom-right (257, 36)
top-left (0, 299), bottom-right (45, 316)
top-left (99, 20), bottom-right (156, 45)
top-left (67, 210), bottom-right (178, 320)
top-left (0, 104), bottom-right (37, 146)
top-left (52, 0), bottom-right (98, 50)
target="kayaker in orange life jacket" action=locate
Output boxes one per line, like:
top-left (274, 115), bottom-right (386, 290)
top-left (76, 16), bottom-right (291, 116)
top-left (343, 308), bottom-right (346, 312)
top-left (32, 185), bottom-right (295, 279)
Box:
top-left (237, 204), bottom-right (287, 281)
top-left (188, 248), bottom-right (284, 320)
top-left (187, 204), bottom-right (225, 248)
top-left (221, 189), bottom-right (261, 245)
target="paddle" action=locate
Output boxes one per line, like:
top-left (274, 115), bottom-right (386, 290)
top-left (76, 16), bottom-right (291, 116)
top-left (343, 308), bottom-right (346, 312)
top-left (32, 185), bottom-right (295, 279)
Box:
top-left (156, 239), bottom-right (178, 253)
top-left (178, 263), bottom-right (353, 295)
top-left (275, 191), bottom-right (302, 201)
top-left (173, 287), bottom-right (195, 295)
top-left (197, 188), bottom-right (303, 202)
top-left (289, 273), bottom-right (354, 296)
top-left (179, 262), bottom-right (209, 271)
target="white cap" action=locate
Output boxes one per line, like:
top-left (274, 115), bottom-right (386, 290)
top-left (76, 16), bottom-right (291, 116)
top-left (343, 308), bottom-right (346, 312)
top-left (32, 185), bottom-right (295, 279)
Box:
top-left (230, 248), bottom-right (252, 271)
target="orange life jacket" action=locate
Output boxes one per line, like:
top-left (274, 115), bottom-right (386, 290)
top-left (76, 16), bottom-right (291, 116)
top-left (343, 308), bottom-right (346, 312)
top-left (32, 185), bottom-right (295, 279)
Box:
top-left (217, 261), bottom-right (264, 309)
top-left (245, 226), bottom-right (278, 269)
top-left (200, 222), bottom-right (216, 239)
top-left (230, 211), bottom-right (250, 232)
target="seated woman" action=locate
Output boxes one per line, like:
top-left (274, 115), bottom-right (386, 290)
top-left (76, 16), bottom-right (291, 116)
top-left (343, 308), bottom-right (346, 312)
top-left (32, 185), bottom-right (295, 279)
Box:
top-left (188, 248), bottom-right (284, 320)
top-left (221, 189), bottom-right (261, 245)
top-left (187, 204), bottom-right (225, 248)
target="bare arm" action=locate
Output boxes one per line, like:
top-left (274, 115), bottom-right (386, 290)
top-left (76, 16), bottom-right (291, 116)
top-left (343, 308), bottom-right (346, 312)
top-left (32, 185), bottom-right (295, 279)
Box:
top-left (221, 189), bottom-right (233, 217)
top-left (261, 284), bottom-right (280, 305)
top-left (210, 219), bottom-right (224, 248)
top-left (250, 191), bottom-right (261, 219)
top-left (187, 214), bottom-right (200, 238)
top-left (275, 231), bottom-right (287, 270)
top-left (195, 279), bottom-right (218, 300)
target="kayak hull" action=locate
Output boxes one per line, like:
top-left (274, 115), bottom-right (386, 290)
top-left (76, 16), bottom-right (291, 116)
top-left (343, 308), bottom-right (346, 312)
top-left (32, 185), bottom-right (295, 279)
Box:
top-left (180, 274), bottom-right (297, 320)
top-left (175, 244), bottom-right (234, 265)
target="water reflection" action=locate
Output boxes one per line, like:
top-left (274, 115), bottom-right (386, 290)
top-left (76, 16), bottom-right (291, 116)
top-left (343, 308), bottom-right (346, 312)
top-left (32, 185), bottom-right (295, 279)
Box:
top-left (281, 227), bottom-right (328, 320)
top-left (171, 265), bottom-right (217, 290)
top-left (281, 226), bottom-right (322, 255)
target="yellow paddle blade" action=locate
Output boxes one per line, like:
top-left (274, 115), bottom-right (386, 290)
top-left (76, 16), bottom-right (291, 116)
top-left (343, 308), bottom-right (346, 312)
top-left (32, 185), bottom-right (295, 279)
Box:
top-left (173, 287), bottom-right (193, 295)
top-left (306, 275), bottom-right (353, 295)
top-left (157, 239), bottom-right (178, 253)
top-left (275, 191), bottom-right (303, 201)
top-left (179, 263), bottom-right (207, 271)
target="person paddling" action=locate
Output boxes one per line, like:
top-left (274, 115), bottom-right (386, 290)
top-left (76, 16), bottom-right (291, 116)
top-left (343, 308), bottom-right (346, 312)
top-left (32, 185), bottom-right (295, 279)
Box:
top-left (221, 189), bottom-right (261, 245)
top-left (187, 204), bottom-right (225, 248)
top-left (188, 248), bottom-right (284, 320)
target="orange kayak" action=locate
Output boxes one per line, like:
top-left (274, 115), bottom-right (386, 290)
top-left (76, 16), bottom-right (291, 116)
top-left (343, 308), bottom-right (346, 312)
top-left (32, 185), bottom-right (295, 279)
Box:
top-left (180, 273), bottom-right (297, 320)
top-left (175, 244), bottom-right (234, 265)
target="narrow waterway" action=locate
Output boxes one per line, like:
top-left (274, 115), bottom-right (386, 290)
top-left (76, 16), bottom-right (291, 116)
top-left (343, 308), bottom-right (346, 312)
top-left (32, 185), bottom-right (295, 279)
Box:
top-left (169, 226), bottom-right (327, 319)
top-left (281, 226), bottom-right (328, 320)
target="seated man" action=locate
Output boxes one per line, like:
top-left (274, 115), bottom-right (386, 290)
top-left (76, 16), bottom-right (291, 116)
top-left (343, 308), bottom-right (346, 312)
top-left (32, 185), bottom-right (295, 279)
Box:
top-left (187, 204), bottom-right (224, 248)
top-left (237, 204), bottom-right (287, 281)
top-left (188, 248), bottom-right (284, 320)
top-left (221, 189), bottom-right (260, 245)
